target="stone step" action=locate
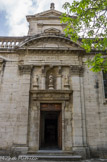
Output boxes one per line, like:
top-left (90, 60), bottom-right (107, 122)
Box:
top-left (28, 150), bottom-right (75, 155)
top-left (18, 154), bottom-right (82, 161)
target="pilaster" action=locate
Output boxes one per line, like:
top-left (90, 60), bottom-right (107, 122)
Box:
top-left (71, 66), bottom-right (88, 157)
top-left (13, 64), bottom-right (33, 153)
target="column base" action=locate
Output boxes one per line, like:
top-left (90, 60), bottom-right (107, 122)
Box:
top-left (72, 146), bottom-right (90, 159)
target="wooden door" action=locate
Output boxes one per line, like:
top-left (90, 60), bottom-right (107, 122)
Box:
top-left (58, 111), bottom-right (62, 149)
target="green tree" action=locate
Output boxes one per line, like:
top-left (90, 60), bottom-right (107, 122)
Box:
top-left (61, 0), bottom-right (107, 72)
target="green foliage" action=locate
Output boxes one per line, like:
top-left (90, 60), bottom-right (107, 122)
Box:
top-left (61, 0), bottom-right (107, 72)
top-left (86, 53), bottom-right (105, 72)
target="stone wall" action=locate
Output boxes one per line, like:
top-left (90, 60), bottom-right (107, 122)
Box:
top-left (83, 56), bottom-right (107, 157)
top-left (0, 51), bottom-right (107, 158)
top-left (0, 54), bottom-right (30, 152)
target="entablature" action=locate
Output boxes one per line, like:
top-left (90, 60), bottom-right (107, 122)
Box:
top-left (30, 90), bottom-right (72, 101)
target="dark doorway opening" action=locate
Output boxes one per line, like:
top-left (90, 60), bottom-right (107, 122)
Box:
top-left (40, 103), bottom-right (62, 150)
top-left (45, 117), bottom-right (58, 148)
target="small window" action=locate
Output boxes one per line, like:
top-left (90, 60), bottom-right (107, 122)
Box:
top-left (103, 72), bottom-right (107, 98)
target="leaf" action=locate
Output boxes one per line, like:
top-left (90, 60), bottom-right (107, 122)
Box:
top-left (61, 0), bottom-right (107, 72)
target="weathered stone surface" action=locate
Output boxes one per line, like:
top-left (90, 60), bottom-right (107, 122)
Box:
top-left (0, 3), bottom-right (107, 159)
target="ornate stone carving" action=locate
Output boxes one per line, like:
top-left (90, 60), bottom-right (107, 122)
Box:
top-left (44, 28), bottom-right (61, 34)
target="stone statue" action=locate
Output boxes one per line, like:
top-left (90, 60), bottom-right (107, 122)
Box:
top-left (34, 75), bottom-right (38, 85)
top-left (48, 73), bottom-right (54, 89)
top-left (64, 75), bottom-right (69, 85)
top-left (64, 75), bottom-right (70, 90)
top-left (33, 75), bottom-right (39, 89)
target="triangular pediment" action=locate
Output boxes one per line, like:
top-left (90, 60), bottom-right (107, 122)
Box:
top-left (34, 9), bottom-right (62, 17)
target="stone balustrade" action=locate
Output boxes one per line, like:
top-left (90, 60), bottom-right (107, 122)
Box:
top-left (0, 37), bottom-right (23, 49)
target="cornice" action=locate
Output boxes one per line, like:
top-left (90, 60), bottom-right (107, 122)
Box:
top-left (37, 23), bottom-right (66, 27)
top-left (18, 47), bottom-right (84, 51)
top-left (27, 16), bottom-right (61, 21)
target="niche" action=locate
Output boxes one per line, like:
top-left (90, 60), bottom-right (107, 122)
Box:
top-left (46, 67), bottom-right (58, 90)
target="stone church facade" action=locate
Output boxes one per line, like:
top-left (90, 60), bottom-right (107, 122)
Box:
top-left (0, 3), bottom-right (107, 158)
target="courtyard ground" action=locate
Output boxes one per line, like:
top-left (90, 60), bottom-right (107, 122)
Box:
top-left (0, 159), bottom-right (107, 162)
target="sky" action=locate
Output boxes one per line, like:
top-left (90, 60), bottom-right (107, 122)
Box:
top-left (0, 0), bottom-right (72, 37)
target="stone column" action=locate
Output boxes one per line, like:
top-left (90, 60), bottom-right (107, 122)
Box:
top-left (56, 66), bottom-right (62, 90)
top-left (41, 74), bottom-right (46, 89)
top-left (40, 66), bottom-right (46, 90)
top-left (56, 75), bottom-right (62, 90)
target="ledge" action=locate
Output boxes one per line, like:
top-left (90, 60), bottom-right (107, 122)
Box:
top-left (30, 90), bottom-right (72, 101)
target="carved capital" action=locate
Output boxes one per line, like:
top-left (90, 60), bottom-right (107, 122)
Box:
top-left (70, 65), bottom-right (84, 75)
top-left (18, 64), bottom-right (33, 74)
